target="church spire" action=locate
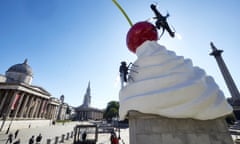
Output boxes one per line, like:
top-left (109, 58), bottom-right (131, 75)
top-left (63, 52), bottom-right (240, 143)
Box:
top-left (82, 81), bottom-right (91, 107)
top-left (87, 81), bottom-right (91, 96)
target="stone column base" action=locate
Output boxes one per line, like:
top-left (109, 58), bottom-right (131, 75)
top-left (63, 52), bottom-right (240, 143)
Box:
top-left (128, 111), bottom-right (234, 144)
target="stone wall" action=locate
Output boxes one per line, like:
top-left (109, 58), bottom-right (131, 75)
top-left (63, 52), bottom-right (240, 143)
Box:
top-left (128, 111), bottom-right (234, 144)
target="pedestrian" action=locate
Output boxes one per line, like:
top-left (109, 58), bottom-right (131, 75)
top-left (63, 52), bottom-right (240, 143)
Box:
top-left (110, 132), bottom-right (114, 144)
top-left (29, 136), bottom-right (34, 144)
top-left (5, 133), bottom-right (13, 144)
top-left (82, 131), bottom-right (87, 142)
top-left (13, 139), bottom-right (20, 144)
top-left (14, 129), bottom-right (19, 139)
top-left (110, 132), bottom-right (118, 144)
top-left (36, 133), bottom-right (42, 144)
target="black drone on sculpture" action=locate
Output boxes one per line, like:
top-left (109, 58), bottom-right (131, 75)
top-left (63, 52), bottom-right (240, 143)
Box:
top-left (150, 4), bottom-right (175, 38)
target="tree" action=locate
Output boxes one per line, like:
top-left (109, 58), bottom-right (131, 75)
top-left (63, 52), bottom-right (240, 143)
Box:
top-left (103, 101), bottom-right (119, 121)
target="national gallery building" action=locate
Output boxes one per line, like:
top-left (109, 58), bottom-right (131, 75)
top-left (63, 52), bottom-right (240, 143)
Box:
top-left (0, 59), bottom-right (67, 131)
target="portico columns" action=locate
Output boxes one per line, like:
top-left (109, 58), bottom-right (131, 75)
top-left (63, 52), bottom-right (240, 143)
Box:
top-left (51, 105), bottom-right (55, 119)
top-left (38, 99), bottom-right (46, 118)
top-left (19, 94), bottom-right (30, 118)
top-left (32, 99), bottom-right (40, 118)
top-left (12, 93), bottom-right (25, 118)
top-left (26, 96), bottom-right (34, 118)
top-left (0, 90), bottom-right (9, 116)
top-left (46, 104), bottom-right (52, 119)
top-left (5, 91), bottom-right (18, 118)
top-left (53, 106), bottom-right (58, 120)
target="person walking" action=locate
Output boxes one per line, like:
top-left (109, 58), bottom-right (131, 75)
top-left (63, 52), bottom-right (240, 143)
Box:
top-left (110, 132), bottom-right (114, 144)
top-left (110, 132), bottom-right (118, 144)
top-left (36, 133), bottom-right (42, 144)
top-left (14, 130), bottom-right (19, 139)
top-left (82, 131), bottom-right (87, 142)
top-left (5, 133), bottom-right (13, 144)
top-left (112, 134), bottom-right (119, 144)
top-left (28, 136), bottom-right (34, 144)
top-left (13, 139), bottom-right (20, 144)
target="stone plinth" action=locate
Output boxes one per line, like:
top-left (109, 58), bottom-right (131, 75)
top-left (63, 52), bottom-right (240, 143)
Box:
top-left (128, 111), bottom-right (234, 144)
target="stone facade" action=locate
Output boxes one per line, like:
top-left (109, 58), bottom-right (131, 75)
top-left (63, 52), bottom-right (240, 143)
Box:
top-left (0, 83), bottom-right (52, 120)
top-left (46, 97), bottom-right (61, 120)
top-left (128, 111), bottom-right (234, 144)
top-left (75, 106), bottom-right (103, 121)
top-left (0, 60), bottom-right (61, 131)
top-left (75, 82), bottom-right (103, 121)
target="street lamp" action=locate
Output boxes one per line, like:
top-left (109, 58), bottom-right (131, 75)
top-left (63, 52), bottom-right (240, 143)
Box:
top-left (6, 116), bottom-right (14, 134)
top-left (118, 116), bottom-right (121, 140)
top-left (0, 113), bottom-right (6, 132)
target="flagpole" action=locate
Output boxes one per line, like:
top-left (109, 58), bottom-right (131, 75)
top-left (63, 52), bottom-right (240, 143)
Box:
top-left (5, 94), bottom-right (20, 134)
top-left (5, 116), bottom-right (14, 134)
top-left (0, 113), bottom-right (6, 132)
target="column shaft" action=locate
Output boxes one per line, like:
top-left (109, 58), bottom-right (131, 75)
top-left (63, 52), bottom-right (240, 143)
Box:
top-left (19, 94), bottom-right (30, 118)
top-left (13, 93), bottom-right (24, 118)
top-left (210, 43), bottom-right (240, 101)
top-left (5, 91), bottom-right (18, 118)
top-left (26, 96), bottom-right (34, 118)
top-left (0, 90), bottom-right (9, 115)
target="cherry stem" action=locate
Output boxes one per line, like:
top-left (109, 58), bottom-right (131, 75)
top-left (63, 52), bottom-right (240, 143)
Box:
top-left (112, 0), bottom-right (133, 27)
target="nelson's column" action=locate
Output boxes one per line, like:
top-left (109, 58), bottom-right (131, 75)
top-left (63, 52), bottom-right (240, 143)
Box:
top-left (210, 42), bottom-right (240, 119)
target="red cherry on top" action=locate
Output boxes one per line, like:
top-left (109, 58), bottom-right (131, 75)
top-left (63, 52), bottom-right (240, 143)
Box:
top-left (126, 21), bottom-right (158, 53)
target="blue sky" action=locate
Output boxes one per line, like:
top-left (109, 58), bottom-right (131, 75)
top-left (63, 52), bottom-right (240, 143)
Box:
top-left (0, 0), bottom-right (239, 109)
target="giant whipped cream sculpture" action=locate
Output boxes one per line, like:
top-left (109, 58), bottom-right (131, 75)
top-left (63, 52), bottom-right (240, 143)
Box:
top-left (114, 1), bottom-right (233, 120)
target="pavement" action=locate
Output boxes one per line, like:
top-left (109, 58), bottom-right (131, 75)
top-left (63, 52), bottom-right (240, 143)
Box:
top-left (0, 120), bottom-right (237, 144)
top-left (0, 121), bottom-right (129, 144)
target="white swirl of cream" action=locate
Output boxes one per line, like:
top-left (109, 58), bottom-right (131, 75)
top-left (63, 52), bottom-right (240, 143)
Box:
top-left (119, 41), bottom-right (232, 120)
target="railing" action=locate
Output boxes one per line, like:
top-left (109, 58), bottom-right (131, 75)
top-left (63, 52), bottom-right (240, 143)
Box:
top-left (73, 124), bottom-right (98, 144)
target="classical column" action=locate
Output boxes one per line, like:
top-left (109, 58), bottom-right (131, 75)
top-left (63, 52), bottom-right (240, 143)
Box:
top-left (36, 98), bottom-right (43, 118)
top-left (39, 100), bottom-right (47, 118)
top-left (52, 106), bottom-right (57, 119)
top-left (26, 95), bottom-right (34, 118)
top-left (47, 105), bottom-right (52, 119)
top-left (0, 90), bottom-right (9, 115)
top-left (0, 90), bottom-right (9, 132)
top-left (41, 99), bottom-right (47, 118)
top-left (210, 42), bottom-right (240, 102)
top-left (13, 93), bottom-right (25, 118)
top-left (30, 98), bottom-right (38, 118)
top-left (44, 104), bottom-right (48, 119)
top-left (33, 99), bottom-right (41, 118)
top-left (50, 105), bottom-right (54, 119)
top-left (47, 105), bottom-right (51, 119)
top-left (49, 105), bottom-right (54, 119)
top-left (5, 91), bottom-right (18, 118)
top-left (19, 94), bottom-right (30, 118)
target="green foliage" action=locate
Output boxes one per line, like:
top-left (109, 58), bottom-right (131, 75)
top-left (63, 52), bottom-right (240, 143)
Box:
top-left (103, 101), bottom-right (119, 121)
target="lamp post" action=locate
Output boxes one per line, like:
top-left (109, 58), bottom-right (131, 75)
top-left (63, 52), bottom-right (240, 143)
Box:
top-left (6, 116), bottom-right (14, 134)
top-left (0, 113), bottom-right (6, 132)
top-left (118, 116), bottom-right (121, 140)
